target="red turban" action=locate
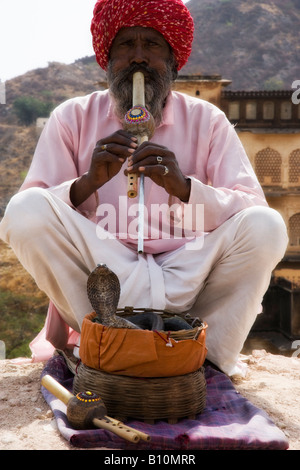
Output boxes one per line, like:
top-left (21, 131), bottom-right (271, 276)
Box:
top-left (91, 0), bottom-right (194, 71)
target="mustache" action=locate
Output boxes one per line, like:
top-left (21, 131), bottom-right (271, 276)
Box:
top-left (112, 63), bottom-right (162, 87)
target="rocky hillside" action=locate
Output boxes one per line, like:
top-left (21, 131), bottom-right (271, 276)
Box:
top-left (0, 59), bottom-right (106, 216)
top-left (184, 0), bottom-right (300, 90)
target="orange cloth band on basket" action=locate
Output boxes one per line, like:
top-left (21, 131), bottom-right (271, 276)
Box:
top-left (79, 312), bottom-right (207, 378)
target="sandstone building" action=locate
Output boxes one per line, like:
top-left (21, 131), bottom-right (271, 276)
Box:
top-left (174, 75), bottom-right (300, 340)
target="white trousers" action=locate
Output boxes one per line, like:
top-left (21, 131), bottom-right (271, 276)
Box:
top-left (0, 187), bottom-right (288, 375)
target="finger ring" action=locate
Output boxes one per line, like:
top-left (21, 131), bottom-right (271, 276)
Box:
top-left (157, 156), bottom-right (163, 164)
top-left (163, 166), bottom-right (169, 176)
top-left (101, 144), bottom-right (108, 151)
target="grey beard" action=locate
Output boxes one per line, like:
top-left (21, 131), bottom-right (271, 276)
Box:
top-left (107, 60), bottom-right (177, 126)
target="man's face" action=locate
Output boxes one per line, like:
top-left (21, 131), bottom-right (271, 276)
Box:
top-left (107, 26), bottom-right (177, 124)
top-left (109, 26), bottom-right (173, 77)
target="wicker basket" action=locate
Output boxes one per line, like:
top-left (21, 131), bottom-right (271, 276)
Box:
top-left (73, 308), bottom-right (207, 421)
top-left (118, 307), bottom-right (204, 339)
top-left (73, 362), bottom-right (206, 421)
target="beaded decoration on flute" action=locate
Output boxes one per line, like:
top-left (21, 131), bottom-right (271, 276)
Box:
top-left (76, 391), bottom-right (102, 403)
top-left (124, 106), bottom-right (151, 124)
top-left (123, 105), bottom-right (155, 140)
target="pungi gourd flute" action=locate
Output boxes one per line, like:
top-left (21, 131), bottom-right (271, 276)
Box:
top-left (123, 72), bottom-right (155, 253)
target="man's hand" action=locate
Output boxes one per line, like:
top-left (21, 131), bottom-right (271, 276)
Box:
top-left (125, 141), bottom-right (191, 202)
top-left (70, 130), bottom-right (137, 207)
top-left (88, 130), bottom-right (138, 189)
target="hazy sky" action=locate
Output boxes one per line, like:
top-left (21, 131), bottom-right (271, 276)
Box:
top-left (0, 0), bottom-right (189, 82)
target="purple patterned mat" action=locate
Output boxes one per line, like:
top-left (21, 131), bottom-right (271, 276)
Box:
top-left (41, 354), bottom-right (289, 450)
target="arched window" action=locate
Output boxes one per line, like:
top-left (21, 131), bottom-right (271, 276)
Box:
top-left (289, 149), bottom-right (300, 184)
top-left (255, 147), bottom-right (282, 184)
top-left (289, 213), bottom-right (300, 246)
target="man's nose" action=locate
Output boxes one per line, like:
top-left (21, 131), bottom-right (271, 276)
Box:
top-left (129, 45), bottom-right (149, 65)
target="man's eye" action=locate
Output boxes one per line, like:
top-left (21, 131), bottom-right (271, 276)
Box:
top-left (120, 40), bottom-right (134, 47)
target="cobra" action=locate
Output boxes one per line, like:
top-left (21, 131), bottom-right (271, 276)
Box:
top-left (87, 264), bottom-right (139, 328)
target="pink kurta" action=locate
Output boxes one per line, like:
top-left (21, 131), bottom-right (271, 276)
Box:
top-left (20, 89), bottom-right (267, 253)
top-left (20, 90), bottom-right (269, 364)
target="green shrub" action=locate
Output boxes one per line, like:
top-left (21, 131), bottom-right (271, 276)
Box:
top-left (13, 96), bottom-right (54, 126)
